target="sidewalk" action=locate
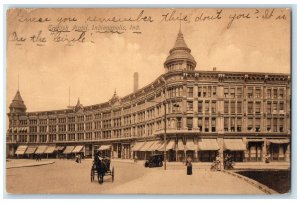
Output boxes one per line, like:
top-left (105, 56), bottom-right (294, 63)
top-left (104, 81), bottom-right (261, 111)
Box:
top-left (6, 159), bottom-right (55, 169)
top-left (101, 168), bottom-right (268, 194)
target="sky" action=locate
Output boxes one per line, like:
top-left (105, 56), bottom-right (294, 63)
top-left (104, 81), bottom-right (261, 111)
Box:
top-left (6, 8), bottom-right (291, 112)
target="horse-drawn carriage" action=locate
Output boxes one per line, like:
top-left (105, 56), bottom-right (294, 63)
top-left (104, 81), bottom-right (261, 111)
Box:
top-left (91, 156), bottom-right (114, 184)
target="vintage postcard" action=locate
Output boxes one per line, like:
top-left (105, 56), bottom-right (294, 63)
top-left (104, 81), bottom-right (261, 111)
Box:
top-left (6, 8), bottom-right (291, 195)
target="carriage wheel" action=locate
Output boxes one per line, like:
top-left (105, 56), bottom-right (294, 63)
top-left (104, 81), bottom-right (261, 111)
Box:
top-left (112, 167), bottom-right (114, 182)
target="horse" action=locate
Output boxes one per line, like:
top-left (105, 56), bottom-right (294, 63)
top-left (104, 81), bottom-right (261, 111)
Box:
top-left (95, 157), bottom-right (108, 184)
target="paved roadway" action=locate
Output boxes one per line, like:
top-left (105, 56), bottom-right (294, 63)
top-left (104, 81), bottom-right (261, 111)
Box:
top-left (6, 159), bottom-right (266, 195)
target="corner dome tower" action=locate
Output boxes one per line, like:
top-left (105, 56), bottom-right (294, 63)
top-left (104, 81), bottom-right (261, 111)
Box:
top-left (164, 29), bottom-right (197, 72)
top-left (9, 90), bottom-right (27, 114)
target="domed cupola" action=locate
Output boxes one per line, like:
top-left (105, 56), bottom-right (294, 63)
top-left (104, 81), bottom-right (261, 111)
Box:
top-left (164, 29), bottom-right (197, 72)
top-left (9, 90), bottom-right (27, 114)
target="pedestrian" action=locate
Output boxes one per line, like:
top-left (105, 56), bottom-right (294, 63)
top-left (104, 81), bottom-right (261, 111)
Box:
top-left (186, 156), bottom-right (192, 175)
top-left (215, 153), bottom-right (221, 171)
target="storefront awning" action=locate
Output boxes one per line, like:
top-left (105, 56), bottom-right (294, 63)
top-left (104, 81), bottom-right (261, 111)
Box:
top-left (15, 145), bottom-right (28, 155)
top-left (55, 146), bottom-right (65, 151)
top-left (98, 145), bottom-right (111, 151)
top-left (72, 145), bottom-right (84, 153)
top-left (25, 146), bottom-right (37, 154)
top-left (35, 145), bottom-right (47, 154)
top-left (44, 146), bottom-right (56, 154)
top-left (140, 141), bottom-right (156, 151)
top-left (63, 146), bottom-right (75, 154)
top-left (132, 142), bottom-right (145, 151)
top-left (177, 139), bottom-right (184, 151)
top-left (147, 141), bottom-right (162, 151)
top-left (185, 139), bottom-right (196, 151)
top-left (166, 139), bottom-right (175, 151)
top-left (198, 139), bottom-right (220, 151)
top-left (268, 139), bottom-right (290, 144)
top-left (145, 141), bottom-right (157, 152)
top-left (224, 139), bottom-right (246, 151)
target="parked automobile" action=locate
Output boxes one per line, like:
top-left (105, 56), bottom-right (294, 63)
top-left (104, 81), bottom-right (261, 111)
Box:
top-left (144, 154), bottom-right (164, 168)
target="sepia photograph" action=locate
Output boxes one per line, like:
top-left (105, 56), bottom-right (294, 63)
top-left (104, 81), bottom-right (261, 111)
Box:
top-left (5, 7), bottom-right (291, 195)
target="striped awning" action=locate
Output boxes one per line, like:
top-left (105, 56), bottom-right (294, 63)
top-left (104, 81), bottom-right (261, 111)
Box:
top-left (140, 141), bottom-right (156, 151)
top-left (72, 145), bottom-right (84, 153)
top-left (44, 146), bottom-right (56, 154)
top-left (185, 139), bottom-right (196, 151)
top-left (63, 146), bottom-right (75, 154)
top-left (25, 146), bottom-right (37, 154)
top-left (166, 139), bottom-right (175, 150)
top-left (132, 142), bottom-right (145, 151)
top-left (98, 145), bottom-right (111, 151)
top-left (55, 146), bottom-right (65, 151)
top-left (198, 139), bottom-right (220, 151)
top-left (35, 145), bottom-right (47, 154)
top-left (148, 141), bottom-right (163, 151)
top-left (15, 145), bottom-right (28, 155)
top-left (268, 139), bottom-right (290, 144)
top-left (224, 139), bottom-right (246, 151)
top-left (177, 139), bottom-right (184, 151)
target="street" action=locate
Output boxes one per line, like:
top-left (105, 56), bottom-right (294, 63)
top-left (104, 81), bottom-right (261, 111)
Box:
top-left (6, 159), bottom-right (266, 195)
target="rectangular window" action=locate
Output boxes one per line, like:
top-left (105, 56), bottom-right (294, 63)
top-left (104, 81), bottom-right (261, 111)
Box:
top-left (224, 88), bottom-right (229, 98)
top-left (204, 117), bottom-right (209, 132)
top-left (237, 101), bottom-right (242, 114)
top-left (212, 86), bottom-right (217, 97)
top-left (224, 101), bottom-right (229, 114)
top-left (255, 88), bottom-right (261, 98)
top-left (230, 118), bottom-right (235, 132)
top-left (207, 86), bottom-right (212, 97)
top-left (267, 118), bottom-right (272, 132)
top-left (224, 117), bottom-right (229, 132)
top-left (273, 102), bottom-right (278, 114)
top-left (230, 88), bottom-right (235, 98)
top-left (198, 101), bottom-right (203, 113)
top-left (279, 118), bottom-right (284, 132)
top-left (211, 118), bottom-right (216, 132)
top-left (279, 88), bottom-right (284, 99)
top-left (198, 118), bottom-right (203, 131)
top-left (203, 87), bottom-right (207, 97)
top-left (247, 118), bottom-right (253, 131)
top-left (198, 87), bottom-right (202, 97)
top-left (273, 88), bottom-right (278, 99)
top-left (211, 101), bottom-right (216, 114)
top-left (248, 88), bottom-right (253, 98)
top-left (279, 102), bottom-right (284, 111)
top-left (205, 101), bottom-right (209, 114)
top-left (230, 101), bottom-right (235, 114)
top-left (267, 102), bottom-right (272, 114)
top-left (237, 87), bottom-right (243, 98)
top-left (187, 87), bottom-right (193, 97)
top-left (237, 118), bottom-right (242, 132)
top-left (187, 117), bottom-right (193, 130)
top-left (255, 118), bottom-right (261, 132)
top-left (255, 102), bottom-right (261, 114)
top-left (267, 89), bottom-right (272, 99)
top-left (273, 119), bottom-right (278, 132)
top-left (248, 102), bottom-right (253, 114)
top-left (187, 101), bottom-right (193, 111)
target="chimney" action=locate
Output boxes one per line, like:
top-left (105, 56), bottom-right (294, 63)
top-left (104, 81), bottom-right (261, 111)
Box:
top-left (133, 72), bottom-right (139, 92)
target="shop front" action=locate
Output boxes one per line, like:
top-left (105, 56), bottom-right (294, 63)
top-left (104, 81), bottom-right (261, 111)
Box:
top-left (268, 139), bottom-right (290, 161)
top-left (198, 139), bottom-right (220, 162)
top-left (245, 139), bottom-right (263, 162)
top-left (223, 139), bottom-right (246, 162)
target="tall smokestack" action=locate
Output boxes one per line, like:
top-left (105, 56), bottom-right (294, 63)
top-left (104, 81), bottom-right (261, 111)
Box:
top-left (133, 72), bottom-right (139, 92)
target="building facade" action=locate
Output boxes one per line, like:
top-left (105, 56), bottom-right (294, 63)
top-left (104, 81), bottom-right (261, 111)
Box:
top-left (6, 30), bottom-right (291, 163)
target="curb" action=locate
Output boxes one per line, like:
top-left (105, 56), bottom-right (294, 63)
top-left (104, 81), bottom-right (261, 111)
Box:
top-left (6, 161), bottom-right (55, 169)
top-left (222, 170), bottom-right (278, 194)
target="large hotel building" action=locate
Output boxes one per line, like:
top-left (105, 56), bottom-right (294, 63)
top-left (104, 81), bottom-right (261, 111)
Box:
top-left (6, 29), bottom-right (291, 164)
